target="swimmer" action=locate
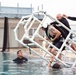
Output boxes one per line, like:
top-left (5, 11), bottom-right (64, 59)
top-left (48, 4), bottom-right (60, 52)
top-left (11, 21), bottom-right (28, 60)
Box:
top-left (13, 50), bottom-right (28, 64)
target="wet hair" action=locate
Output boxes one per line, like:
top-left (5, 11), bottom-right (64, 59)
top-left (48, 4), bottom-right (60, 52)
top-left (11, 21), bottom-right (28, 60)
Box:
top-left (17, 50), bottom-right (21, 54)
top-left (52, 63), bottom-right (61, 69)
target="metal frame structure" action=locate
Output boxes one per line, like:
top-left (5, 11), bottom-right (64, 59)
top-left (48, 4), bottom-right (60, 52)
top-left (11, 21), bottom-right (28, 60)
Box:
top-left (14, 11), bottom-right (76, 68)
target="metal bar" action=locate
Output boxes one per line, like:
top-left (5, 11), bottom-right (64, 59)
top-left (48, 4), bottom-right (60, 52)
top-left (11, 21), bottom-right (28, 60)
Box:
top-left (37, 33), bottom-right (60, 51)
top-left (31, 15), bottom-right (47, 39)
top-left (20, 34), bottom-right (26, 42)
top-left (24, 14), bottom-right (34, 32)
top-left (72, 60), bottom-right (76, 68)
top-left (27, 18), bottom-right (35, 32)
top-left (55, 32), bottom-right (72, 59)
top-left (27, 43), bottom-right (35, 46)
top-left (37, 33), bottom-right (67, 64)
top-left (33, 16), bottom-right (41, 23)
top-left (43, 45), bottom-right (50, 57)
top-left (25, 35), bottom-right (69, 67)
top-left (14, 18), bottom-right (23, 32)
top-left (22, 15), bottom-right (31, 19)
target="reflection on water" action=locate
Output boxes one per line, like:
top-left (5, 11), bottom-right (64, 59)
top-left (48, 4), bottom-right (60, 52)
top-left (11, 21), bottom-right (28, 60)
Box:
top-left (0, 52), bottom-right (76, 75)
top-left (2, 53), bottom-right (9, 73)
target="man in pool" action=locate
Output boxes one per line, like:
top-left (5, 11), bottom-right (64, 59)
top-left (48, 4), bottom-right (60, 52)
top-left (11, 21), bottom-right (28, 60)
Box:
top-left (13, 50), bottom-right (28, 64)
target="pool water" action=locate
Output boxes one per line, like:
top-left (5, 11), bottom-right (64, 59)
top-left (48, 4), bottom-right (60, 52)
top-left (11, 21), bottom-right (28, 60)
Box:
top-left (0, 52), bottom-right (76, 75)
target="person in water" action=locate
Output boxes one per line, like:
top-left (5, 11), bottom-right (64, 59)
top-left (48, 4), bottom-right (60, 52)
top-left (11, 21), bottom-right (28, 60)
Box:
top-left (13, 50), bottom-right (28, 64)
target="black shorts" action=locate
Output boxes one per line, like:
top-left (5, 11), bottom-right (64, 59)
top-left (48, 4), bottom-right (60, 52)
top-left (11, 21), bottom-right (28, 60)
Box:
top-left (50, 37), bottom-right (65, 50)
top-left (50, 41), bottom-right (63, 49)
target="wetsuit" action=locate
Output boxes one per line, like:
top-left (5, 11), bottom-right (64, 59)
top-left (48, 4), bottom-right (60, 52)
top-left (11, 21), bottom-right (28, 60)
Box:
top-left (13, 57), bottom-right (28, 64)
top-left (68, 16), bottom-right (76, 21)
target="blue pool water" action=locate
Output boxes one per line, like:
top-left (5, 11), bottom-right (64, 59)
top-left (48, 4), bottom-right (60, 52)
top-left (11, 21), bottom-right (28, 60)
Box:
top-left (0, 52), bottom-right (76, 75)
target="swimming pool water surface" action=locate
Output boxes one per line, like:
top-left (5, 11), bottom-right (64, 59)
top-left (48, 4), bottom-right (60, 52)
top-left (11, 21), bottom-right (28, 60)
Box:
top-left (0, 52), bottom-right (76, 75)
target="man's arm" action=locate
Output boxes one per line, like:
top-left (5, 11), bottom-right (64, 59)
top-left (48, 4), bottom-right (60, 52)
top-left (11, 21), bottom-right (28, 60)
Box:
top-left (13, 58), bottom-right (17, 63)
top-left (63, 14), bottom-right (76, 21)
top-left (23, 57), bottom-right (28, 61)
top-left (68, 16), bottom-right (76, 21)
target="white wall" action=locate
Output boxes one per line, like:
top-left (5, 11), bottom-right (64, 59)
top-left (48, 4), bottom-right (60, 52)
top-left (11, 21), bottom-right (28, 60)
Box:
top-left (10, 28), bottom-right (19, 47)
